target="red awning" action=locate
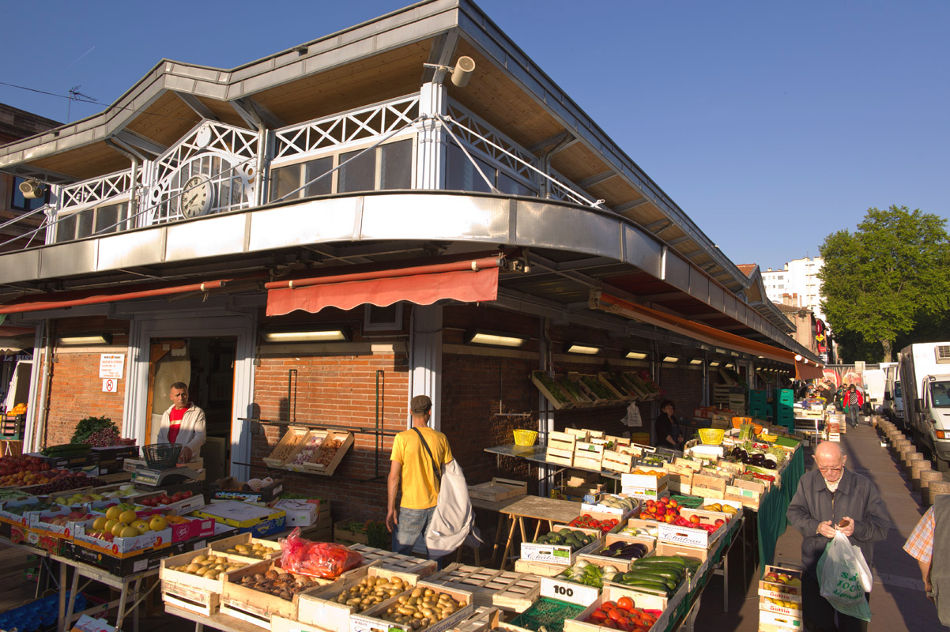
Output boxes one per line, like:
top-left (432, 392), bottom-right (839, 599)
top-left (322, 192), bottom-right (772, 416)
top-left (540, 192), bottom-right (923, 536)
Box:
top-left (0, 280), bottom-right (232, 315)
top-left (265, 256), bottom-right (502, 316)
top-left (795, 359), bottom-right (825, 381)
top-left (589, 290), bottom-right (799, 365)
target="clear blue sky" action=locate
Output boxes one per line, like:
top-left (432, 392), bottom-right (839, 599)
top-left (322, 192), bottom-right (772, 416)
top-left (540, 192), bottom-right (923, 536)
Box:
top-left (2, 0), bottom-right (947, 270)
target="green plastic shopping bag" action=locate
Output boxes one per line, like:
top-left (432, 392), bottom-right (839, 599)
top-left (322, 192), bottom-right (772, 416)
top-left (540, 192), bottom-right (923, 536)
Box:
top-left (817, 531), bottom-right (872, 621)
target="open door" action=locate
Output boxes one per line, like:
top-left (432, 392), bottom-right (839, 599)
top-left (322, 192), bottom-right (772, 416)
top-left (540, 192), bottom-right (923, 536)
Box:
top-left (145, 340), bottom-right (190, 444)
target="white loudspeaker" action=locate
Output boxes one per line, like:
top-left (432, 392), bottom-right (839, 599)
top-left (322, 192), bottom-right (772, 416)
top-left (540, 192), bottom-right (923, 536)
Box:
top-left (451, 56), bottom-right (476, 88)
top-left (18, 180), bottom-right (46, 199)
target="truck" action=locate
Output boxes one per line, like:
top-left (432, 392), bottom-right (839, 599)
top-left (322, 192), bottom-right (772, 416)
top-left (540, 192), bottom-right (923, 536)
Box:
top-left (863, 367), bottom-right (886, 411)
top-left (898, 343), bottom-right (950, 471)
top-left (881, 362), bottom-right (904, 426)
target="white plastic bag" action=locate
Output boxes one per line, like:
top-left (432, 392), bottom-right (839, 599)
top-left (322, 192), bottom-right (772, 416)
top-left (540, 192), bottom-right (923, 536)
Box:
top-left (817, 531), bottom-right (872, 621)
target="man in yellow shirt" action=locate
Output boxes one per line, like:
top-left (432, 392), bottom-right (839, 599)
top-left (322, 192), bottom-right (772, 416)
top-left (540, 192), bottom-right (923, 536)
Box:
top-left (386, 395), bottom-right (454, 556)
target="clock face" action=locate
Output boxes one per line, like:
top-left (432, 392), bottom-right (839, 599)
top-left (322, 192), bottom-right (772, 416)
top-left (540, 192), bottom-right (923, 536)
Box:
top-left (180, 175), bottom-right (213, 218)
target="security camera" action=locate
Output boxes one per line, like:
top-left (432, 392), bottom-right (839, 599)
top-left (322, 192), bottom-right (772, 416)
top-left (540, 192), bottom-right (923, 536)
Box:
top-left (18, 180), bottom-right (46, 199)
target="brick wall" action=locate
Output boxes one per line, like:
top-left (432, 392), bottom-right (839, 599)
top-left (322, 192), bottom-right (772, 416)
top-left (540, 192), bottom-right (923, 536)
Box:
top-left (45, 348), bottom-right (128, 446)
top-left (250, 345), bottom-right (410, 523)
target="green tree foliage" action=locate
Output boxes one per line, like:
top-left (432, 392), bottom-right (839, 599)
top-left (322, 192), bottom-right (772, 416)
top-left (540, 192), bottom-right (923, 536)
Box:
top-left (819, 206), bottom-right (950, 362)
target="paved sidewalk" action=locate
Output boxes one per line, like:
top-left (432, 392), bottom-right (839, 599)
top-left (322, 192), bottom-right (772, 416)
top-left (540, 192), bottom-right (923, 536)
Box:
top-left (697, 422), bottom-right (947, 630)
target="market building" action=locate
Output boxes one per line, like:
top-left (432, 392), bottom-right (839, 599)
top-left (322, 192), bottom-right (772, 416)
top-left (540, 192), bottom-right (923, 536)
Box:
top-left (0, 0), bottom-right (820, 522)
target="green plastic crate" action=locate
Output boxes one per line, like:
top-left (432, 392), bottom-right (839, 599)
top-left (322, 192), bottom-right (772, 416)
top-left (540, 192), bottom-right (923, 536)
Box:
top-left (510, 597), bottom-right (586, 632)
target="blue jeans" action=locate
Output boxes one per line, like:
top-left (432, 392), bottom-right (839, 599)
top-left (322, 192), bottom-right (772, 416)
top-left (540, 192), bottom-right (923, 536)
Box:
top-left (393, 506), bottom-right (435, 556)
top-left (846, 407), bottom-right (859, 427)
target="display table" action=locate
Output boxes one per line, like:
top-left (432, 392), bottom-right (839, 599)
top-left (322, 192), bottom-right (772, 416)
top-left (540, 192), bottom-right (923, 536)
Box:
top-left (494, 495), bottom-right (581, 570)
top-left (754, 445), bottom-right (805, 573)
top-left (54, 553), bottom-right (160, 632)
top-left (485, 444), bottom-right (623, 481)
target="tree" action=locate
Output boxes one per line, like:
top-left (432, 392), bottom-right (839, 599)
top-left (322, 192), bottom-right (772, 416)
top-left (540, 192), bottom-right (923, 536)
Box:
top-left (819, 206), bottom-right (950, 362)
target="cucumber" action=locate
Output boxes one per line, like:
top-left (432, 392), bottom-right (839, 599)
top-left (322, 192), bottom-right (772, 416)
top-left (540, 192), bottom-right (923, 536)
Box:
top-left (622, 572), bottom-right (676, 591)
top-left (629, 567), bottom-right (681, 582)
top-left (635, 555), bottom-right (687, 567)
top-left (620, 578), bottom-right (671, 595)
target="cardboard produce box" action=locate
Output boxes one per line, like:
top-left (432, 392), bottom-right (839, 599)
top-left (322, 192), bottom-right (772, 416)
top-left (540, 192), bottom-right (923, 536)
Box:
top-left (192, 501), bottom-right (286, 538)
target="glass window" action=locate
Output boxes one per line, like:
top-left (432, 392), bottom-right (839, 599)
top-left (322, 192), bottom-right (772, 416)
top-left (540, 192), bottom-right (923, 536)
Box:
top-left (95, 202), bottom-right (126, 234)
top-left (76, 208), bottom-right (94, 239)
top-left (380, 140), bottom-right (412, 190)
top-left (55, 213), bottom-right (77, 243)
top-left (445, 143), bottom-right (493, 193)
top-left (337, 148), bottom-right (376, 193)
top-left (270, 164), bottom-right (302, 202)
top-left (931, 381), bottom-right (950, 408)
top-left (498, 171), bottom-right (536, 197)
top-left (10, 177), bottom-right (49, 211)
top-left (304, 156), bottom-right (333, 197)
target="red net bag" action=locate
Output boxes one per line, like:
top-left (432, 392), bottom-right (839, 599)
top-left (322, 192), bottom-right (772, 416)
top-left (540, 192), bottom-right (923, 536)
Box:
top-left (280, 527), bottom-right (363, 579)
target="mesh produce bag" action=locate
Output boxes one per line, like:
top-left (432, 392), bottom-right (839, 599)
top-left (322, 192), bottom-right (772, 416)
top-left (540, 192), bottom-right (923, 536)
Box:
top-left (280, 527), bottom-right (362, 579)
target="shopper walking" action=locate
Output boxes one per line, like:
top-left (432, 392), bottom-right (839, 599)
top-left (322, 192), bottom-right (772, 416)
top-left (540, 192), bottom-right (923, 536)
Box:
top-left (787, 441), bottom-right (890, 632)
top-left (386, 395), bottom-right (454, 558)
top-left (844, 384), bottom-right (864, 428)
top-left (903, 496), bottom-right (950, 627)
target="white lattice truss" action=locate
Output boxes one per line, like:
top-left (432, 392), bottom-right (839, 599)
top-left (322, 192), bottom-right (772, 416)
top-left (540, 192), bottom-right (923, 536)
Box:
top-left (443, 101), bottom-right (537, 187)
top-left (148, 121), bottom-right (259, 224)
top-left (273, 95), bottom-right (420, 162)
top-left (59, 169), bottom-right (137, 213)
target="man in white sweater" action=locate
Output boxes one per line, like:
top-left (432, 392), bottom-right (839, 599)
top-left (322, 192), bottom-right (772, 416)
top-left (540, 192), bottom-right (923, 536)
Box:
top-left (156, 382), bottom-right (206, 462)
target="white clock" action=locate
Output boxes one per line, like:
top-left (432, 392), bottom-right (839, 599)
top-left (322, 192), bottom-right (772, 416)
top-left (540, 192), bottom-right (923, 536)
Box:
top-left (180, 175), bottom-right (213, 218)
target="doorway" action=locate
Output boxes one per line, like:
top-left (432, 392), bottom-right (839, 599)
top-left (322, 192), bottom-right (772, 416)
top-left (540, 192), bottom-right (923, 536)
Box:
top-left (146, 337), bottom-right (236, 482)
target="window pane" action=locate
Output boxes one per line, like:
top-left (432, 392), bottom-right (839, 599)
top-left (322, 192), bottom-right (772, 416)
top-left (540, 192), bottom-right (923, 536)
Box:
top-left (95, 203), bottom-right (120, 234)
top-left (445, 143), bottom-right (493, 193)
top-left (338, 149), bottom-right (376, 193)
top-left (380, 140), bottom-right (412, 190)
top-left (304, 156), bottom-right (333, 197)
top-left (498, 172), bottom-right (536, 197)
top-left (270, 164), bottom-right (302, 201)
top-left (76, 208), bottom-right (94, 239)
top-left (55, 213), bottom-right (77, 243)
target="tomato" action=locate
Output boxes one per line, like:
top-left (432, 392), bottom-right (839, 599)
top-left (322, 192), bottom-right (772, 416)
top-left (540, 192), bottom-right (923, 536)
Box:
top-left (616, 596), bottom-right (634, 611)
top-left (668, 499), bottom-right (678, 508)
top-left (590, 610), bottom-right (608, 622)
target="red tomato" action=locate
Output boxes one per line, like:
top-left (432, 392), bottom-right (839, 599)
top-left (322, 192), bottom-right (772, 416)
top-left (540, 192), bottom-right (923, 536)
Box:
top-left (616, 596), bottom-right (635, 611)
top-left (590, 609), bottom-right (608, 622)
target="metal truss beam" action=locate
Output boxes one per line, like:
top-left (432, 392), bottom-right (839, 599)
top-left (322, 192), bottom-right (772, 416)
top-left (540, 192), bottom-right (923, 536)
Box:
top-left (578, 170), bottom-right (615, 189)
top-left (613, 198), bottom-right (650, 213)
top-left (231, 98), bottom-right (284, 130)
top-left (529, 131), bottom-right (577, 155)
top-left (424, 29), bottom-right (460, 84)
top-left (113, 130), bottom-right (167, 156)
top-left (174, 92), bottom-right (218, 121)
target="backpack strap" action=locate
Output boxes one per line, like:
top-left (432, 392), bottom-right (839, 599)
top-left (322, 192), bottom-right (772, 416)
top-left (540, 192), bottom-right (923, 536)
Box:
top-left (412, 427), bottom-right (442, 487)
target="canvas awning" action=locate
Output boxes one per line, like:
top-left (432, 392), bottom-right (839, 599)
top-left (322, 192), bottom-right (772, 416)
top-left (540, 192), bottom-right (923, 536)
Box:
top-left (795, 359), bottom-right (825, 381)
top-left (589, 290), bottom-right (798, 365)
top-left (265, 256), bottom-right (502, 316)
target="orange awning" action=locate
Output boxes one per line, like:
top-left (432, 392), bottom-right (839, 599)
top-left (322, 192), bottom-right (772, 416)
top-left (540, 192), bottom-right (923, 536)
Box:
top-left (265, 256), bottom-right (502, 316)
top-left (589, 290), bottom-right (797, 364)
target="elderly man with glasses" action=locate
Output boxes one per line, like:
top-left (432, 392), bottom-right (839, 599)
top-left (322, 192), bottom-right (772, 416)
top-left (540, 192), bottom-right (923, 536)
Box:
top-left (787, 441), bottom-right (889, 632)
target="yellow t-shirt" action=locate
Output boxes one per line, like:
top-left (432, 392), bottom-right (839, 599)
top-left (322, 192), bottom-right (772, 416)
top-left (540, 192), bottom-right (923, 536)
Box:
top-left (391, 426), bottom-right (454, 510)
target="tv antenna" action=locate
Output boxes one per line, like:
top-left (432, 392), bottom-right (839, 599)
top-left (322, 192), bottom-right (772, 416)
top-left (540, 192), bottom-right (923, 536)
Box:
top-left (66, 85), bottom-right (95, 122)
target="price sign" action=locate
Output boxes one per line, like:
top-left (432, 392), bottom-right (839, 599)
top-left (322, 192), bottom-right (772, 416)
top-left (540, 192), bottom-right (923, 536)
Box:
top-left (102, 378), bottom-right (117, 393)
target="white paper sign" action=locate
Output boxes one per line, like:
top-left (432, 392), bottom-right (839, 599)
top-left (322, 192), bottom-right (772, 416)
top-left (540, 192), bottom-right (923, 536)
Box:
top-left (99, 353), bottom-right (125, 379)
top-left (102, 378), bottom-right (118, 393)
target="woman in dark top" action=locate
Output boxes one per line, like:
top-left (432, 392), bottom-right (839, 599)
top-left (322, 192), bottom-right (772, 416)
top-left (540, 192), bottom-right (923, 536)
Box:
top-left (654, 399), bottom-right (684, 450)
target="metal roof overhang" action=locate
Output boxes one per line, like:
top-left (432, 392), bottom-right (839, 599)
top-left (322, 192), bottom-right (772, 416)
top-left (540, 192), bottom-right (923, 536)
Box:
top-left (0, 0), bottom-right (765, 305)
top-left (0, 190), bottom-right (817, 361)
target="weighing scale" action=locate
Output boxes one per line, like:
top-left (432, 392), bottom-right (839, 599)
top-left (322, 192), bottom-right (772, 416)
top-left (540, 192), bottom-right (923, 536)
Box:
top-left (131, 463), bottom-right (204, 487)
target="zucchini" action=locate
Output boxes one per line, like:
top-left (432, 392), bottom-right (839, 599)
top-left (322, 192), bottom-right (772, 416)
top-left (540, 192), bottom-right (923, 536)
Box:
top-left (635, 555), bottom-right (687, 567)
top-left (619, 579), bottom-right (672, 595)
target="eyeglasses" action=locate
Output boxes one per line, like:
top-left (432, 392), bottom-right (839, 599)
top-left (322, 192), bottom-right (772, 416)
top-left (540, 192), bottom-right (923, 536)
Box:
top-left (817, 466), bottom-right (843, 473)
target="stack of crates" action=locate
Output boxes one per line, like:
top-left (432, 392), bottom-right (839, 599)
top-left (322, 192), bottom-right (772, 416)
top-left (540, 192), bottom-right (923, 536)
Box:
top-left (774, 389), bottom-right (795, 432)
top-left (749, 390), bottom-right (770, 419)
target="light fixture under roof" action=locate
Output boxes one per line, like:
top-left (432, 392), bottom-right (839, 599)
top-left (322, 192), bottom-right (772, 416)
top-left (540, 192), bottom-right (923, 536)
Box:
top-left (709, 360), bottom-right (721, 367)
top-left (625, 351), bottom-right (648, 360)
top-left (58, 334), bottom-right (111, 346)
top-left (263, 329), bottom-right (349, 343)
top-left (466, 331), bottom-right (525, 348)
top-left (662, 356), bottom-right (679, 363)
top-left (567, 344), bottom-right (600, 355)
top-left (689, 358), bottom-right (703, 365)
top-left (725, 362), bottom-right (735, 369)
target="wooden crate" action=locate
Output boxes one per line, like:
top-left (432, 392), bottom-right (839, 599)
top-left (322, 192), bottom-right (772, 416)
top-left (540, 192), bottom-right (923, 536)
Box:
top-left (347, 544), bottom-right (438, 577)
top-left (350, 581), bottom-right (474, 632)
top-left (425, 563), bottom-right (502, 607)
top-left (601, 450), bottom-right (633, 474)
top-left (452, 606), bottom-right (502, 632)
top-left (575, 533), bottom-right (655, 569)
top-left (263, 426), bottom-right (310, 468)
top-left (334, 520), bottom-right (370, 545)
top-left (209, 533), bottom-right (282, 563)
top-left (283, 430), bottom-right (354, 476)
top-left (545, 446), bottom-right (574, 467)
top-left (513, 559), bottom-right (568, 577)
top-left (604, 435), bottom-right (630, 447)
top-left (297, 564), bottom-right (420, 631)
top-left (467, 478), bottom-right (527, 503)
top-left (219, 561), bottom-right (332, 628)
top-left (531, 372), bottom-right (574, 410)
top-left (489, 572), bottom-right (541, 613)
top-left (160, 548), bottom-right (258, 616)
